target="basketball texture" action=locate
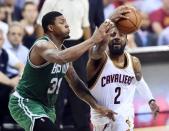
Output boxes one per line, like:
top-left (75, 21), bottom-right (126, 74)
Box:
top-left (115, 7), bottom-right (142, 34)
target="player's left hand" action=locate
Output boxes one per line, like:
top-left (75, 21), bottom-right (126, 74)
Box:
top-left (91, 20), bottom-right (114, 44)
top-left (149, 100), bottom-right (160, 118)
top-left (94, 105), bottom-right (117, 121)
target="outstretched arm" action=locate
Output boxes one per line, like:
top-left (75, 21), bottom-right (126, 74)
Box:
top-left (65, 64), bottom-right (117, 120)
top-left (132, 56), bottom-right (160, 118)
top-left (34, 20), bottom-right (113, 64)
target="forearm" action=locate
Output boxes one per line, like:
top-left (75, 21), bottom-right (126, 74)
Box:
top-left (68, 78), bottom-right (98, 109)
top-left (90, 42), bottom-right (107, 59)
top-left (47, 38), bottom-right (95, 64)
top-left (0, 72), bottom-right (12, 86)
top-left (136, 77), bottom-right (154, 102)
top-left (15, 63), bottom-right (24, 77)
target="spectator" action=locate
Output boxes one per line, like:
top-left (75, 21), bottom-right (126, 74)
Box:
top-left (128, 12), bottom-right (158, 47)
top-left (149, 0), bottom-right (169, 35)
top-left (3, 22), bottom-right (29, 77)
top-left (140, 0), bottom-right (162, 14)
top-left (0, 4), bottom-right (8, 39)
top-left (3, 0), bottom-right (22, 24)
top-left (89, 0), bottom-right (105, 34)
top-left (158, 26), bottom-right (169, 45)
top-left (0, 29), bottom-right (24, 130)
top-left (20, 1), bottom-right (38, 49)
top-left (103, 0), bottom-right (115, 19)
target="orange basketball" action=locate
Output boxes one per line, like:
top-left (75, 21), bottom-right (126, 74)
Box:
top-left (115, 7), bottom-right (142, 34)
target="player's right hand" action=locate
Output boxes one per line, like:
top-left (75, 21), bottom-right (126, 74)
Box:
top-left (110, 5), bottom-right (131, 22)
top-left (94, 105), bottom-right (117, 121)
top-left (91, 20), bottom-right (114, 44)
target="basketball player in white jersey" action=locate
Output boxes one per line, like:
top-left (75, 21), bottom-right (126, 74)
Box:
top-left (86, 21), bottom-right (160, 131)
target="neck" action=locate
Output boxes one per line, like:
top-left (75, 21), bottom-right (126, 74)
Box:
top-left (11, 43), bottom-right (19, 49)
top-left (109, 51), bottom-right (125, 62)
top-left (46, 33), bottom-right (64, 49)
top-left (109, 52), bottom-right (127, 68)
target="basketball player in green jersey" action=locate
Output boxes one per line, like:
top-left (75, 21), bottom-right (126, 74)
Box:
top-left (8, 11), bottom-right (116, 131)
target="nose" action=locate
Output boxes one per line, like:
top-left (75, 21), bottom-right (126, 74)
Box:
top-left (65, 24), bottom-right (69, 28)
top-left (113, 38), bottom-right (121, 43)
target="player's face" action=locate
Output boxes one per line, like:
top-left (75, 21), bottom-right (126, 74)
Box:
top-left (52, 16), bottom-right (70, 39)
top-left (108, 27), bottom-right (127, 56)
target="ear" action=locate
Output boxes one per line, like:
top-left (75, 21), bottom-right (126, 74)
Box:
top-left (48, 25), bottom-right (54, 32)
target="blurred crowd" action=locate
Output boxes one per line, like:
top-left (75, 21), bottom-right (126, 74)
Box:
top-left (0, 0), bottom-right (169, 131)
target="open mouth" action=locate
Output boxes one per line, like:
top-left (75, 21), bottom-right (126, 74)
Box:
top-left (113, 44), bottom-right (121, 49)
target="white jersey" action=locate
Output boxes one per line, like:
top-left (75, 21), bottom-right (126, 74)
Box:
top-left (90, 52), bottom-right (137, 125)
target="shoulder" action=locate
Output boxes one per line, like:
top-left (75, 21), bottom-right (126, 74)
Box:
top-left (131, 56), bottom-right (141, 65)
top-left (33, 38), bottom-right (50, 51)
top-left (131, 55), bottom-right (141, 71)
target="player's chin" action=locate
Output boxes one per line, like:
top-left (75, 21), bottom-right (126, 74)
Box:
top-left (64, 34), bottom-right (70, 39)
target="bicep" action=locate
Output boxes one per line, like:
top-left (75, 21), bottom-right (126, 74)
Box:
top-left (35, 41), bottom-right (66, 64)
top-left (132, 56), bottom-right (142, 81)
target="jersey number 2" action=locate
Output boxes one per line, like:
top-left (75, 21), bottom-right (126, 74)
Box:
top-left (114, 87), bottom-right (121, 104)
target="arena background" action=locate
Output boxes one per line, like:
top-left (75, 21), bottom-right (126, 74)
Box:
top-left (130, 46), bottom-right (169, 130)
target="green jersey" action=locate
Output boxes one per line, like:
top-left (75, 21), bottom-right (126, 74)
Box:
top-left (16, 36), bottom-right (69, 107)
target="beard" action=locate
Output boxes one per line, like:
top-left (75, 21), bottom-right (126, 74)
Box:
top-left (108, 41), bottom-right (126, 56)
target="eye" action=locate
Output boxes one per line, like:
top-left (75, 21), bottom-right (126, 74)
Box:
top-left (59, 21), bottom-right (64, 24)
top-left (110, 32), bottom-right (116, 37)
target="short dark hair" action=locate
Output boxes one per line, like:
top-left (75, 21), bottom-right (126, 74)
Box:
top-left (42, 11), bottom-right (63, 33)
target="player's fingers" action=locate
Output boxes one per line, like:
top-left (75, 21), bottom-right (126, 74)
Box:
top-left (103, 21), bottom-right (114, 33)
top-left (154, 111), bottom-right (158, 118)
top-left (113, 111), bottom-right (118, 115)
top-left (106, 23), bottom-right (114, 33)
top-left (112, 115), bottom-right (116, 121)
top-left (111, 112), bottom-right (117, 121)
top-left (153, 108), bottom-right (160, 118)
top-left (120, 9), bottom-right (131, 15)
top-left (120, 5), bottom-right (132, 11)
top-left (119, 14), bottom-right (129, 19)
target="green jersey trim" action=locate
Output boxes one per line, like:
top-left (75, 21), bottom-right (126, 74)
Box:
top-left (13, 91), bottom-right (49, 131)
top-left (28, 36), bottom-right (50, 69)
top-left (28, 56), bottom-right (50, 69)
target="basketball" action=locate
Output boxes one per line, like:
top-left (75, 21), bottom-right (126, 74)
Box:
top-left (115, 6), bottom-right (142, 34)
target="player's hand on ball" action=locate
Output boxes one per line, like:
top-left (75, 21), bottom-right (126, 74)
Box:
top-left (110, 5), bottom-right (132, 23)
top-left (95, 105), bottom-right (117, 121)
top-left (91, 20), bottom-right (113, 44)
top-left (149, 100), bottom-right (160, 118)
